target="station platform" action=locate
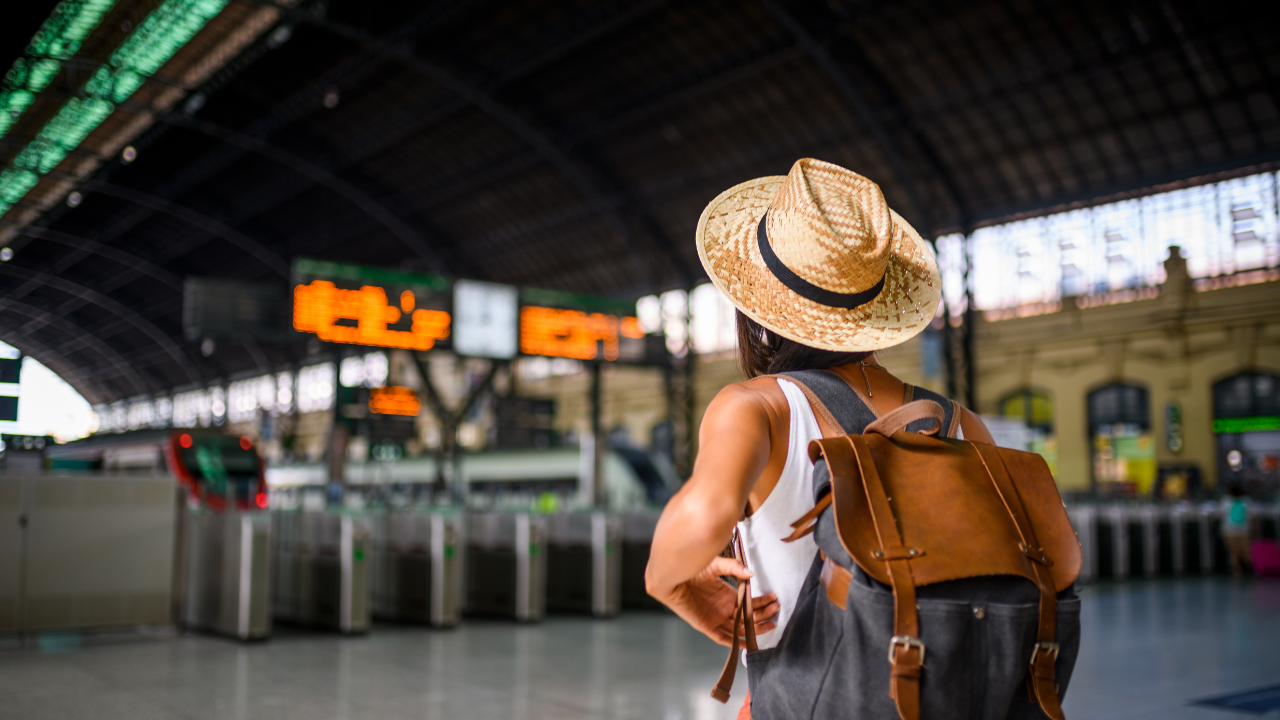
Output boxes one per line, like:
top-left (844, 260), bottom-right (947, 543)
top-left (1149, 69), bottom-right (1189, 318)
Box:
top-left (1, 577), bottom-right (1277, 719)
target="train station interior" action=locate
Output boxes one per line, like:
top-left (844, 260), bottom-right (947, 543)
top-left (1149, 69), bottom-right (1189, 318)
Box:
top-left (0, 0), bottom-right (1278, 718)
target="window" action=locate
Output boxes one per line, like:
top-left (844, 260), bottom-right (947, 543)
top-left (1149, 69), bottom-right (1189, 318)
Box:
top-left (939, 171), bottom-right (1280, 313)
top-left (1213, 373), bottom-right (1280, 498)
top-left (999, 389), bottom-right (1056, 475)
top-left (1087, 384), bottom-right (1154, 496)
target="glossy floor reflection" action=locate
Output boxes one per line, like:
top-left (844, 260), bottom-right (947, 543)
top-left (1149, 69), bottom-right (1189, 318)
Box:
top-left (2, 578), bottom-right (1278, 719)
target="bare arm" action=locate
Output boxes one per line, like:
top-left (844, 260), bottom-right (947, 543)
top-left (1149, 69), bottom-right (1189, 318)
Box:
top-left (644, 383), bottom-right (782, 644)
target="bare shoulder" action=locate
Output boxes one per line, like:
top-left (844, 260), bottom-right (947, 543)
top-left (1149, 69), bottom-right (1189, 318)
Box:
top-left (702, 376), bottom-right (789, 429)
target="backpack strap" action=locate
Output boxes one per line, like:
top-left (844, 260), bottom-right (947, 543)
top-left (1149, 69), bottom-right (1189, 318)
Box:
top-left (710, 531), bottom-right (758, 704)
top-left (766, 370), bottom-right (880, 434)
top-left (847, 434), bottom-right (924, 720)
top-left (957, 403), bottom-right (995, 444)
top-left (865, 400), bottom-right (945, 438)
top-left (970, 442), bottom-right (1065, 720)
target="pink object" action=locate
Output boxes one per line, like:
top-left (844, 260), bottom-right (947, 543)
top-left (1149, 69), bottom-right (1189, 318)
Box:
top-left (1253, 540), bottom-right (1280, 578)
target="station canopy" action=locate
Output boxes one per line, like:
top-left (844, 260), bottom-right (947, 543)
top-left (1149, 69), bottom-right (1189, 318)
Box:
top-left (0, 0), bottom-right (1276, 405)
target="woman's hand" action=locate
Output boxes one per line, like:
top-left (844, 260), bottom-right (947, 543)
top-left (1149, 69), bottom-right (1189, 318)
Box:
top-left (659, 556), bottom-right (780, 647)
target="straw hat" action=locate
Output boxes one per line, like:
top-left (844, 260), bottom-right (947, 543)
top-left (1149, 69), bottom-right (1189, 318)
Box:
top-left (696, 158), bottom-right (941, 352)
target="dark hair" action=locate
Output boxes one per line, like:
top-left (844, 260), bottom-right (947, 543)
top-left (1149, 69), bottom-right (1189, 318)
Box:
top-left (736, 310), bottom-right (872, 378)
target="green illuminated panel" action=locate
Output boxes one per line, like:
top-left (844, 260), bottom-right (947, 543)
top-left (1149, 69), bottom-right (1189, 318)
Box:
top-left (0, 0), bottom-right (228, 217)
top-left (293, 257), bottom-right (452, 292)
top-left (1213, 416), bottom-right (1280, 434)
top-left (520, 286), bottom-right (635, 316)
top-left (0, 0), bottom-right (116, 138)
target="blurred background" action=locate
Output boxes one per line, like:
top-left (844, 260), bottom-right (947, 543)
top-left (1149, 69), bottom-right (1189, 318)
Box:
top-left (0, 0), bottom-right (1277, 718)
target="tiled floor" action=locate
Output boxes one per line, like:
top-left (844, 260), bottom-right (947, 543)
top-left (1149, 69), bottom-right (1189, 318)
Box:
top-left (2, 578), bottom-right (1278, 719)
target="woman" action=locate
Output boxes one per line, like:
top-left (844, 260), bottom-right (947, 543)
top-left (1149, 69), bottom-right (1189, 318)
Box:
top-left (645, 158), bottom-right (945, 717)
top-left (1221, 483), bottom-right (1252, 577)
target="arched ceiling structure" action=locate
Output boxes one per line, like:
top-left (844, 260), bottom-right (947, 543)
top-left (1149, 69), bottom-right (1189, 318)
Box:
top-left (1, 0), bottom-right (1277, 405)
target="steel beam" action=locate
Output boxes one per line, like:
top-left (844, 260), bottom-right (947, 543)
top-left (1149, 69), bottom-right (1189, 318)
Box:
top-left (0, 299), bottom-right (151, 396)
top-left (162, 115), bottom-right (453, 276)
top-left (0, 264), bottom-right (199, 385)
top-left (761, 0), bottom-right (934, 236)
top-left (18, 227), bottom-right (183, 291)
top-left (79, 180), bottom-right (289, 278)
top-left (0, 331), bottom-right (109, 405)
top-left (300, 16), bottom-right (656, 290)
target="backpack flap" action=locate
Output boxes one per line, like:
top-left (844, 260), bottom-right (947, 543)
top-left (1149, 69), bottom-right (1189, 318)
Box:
top-left (808, 433), bottom-right (1081, 592)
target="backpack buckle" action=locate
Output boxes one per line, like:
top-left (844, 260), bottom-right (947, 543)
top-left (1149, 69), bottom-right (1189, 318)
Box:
top-left (888, 635), bottom-right (926, 665)
top-left (1030, 641), bottom-right (1059, 664)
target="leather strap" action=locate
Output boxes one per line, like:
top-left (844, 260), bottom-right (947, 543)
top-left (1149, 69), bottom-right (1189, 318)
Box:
top-left (971, 442), bottom-right (1064, 720)
top-left (958, 406), bottom-right (995, 444)
top-left (848, 435), bottom-right (922, 720)
top-left (865, 400), bottom-right (945, 438)
top-left (945, 399), bottom-right (962, 438)
top-left (782, 493), bottom-right (831, 543)
top-left (711, 531), bottom-right (759, 703)
top-left (820, 555), bottom-right (852, 610)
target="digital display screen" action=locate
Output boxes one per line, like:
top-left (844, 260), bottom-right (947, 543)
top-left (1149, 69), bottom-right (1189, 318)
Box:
top-left (453, 280), bottom-right (518, 359)
top-left (369, 386), bottom-right (422, 416)
top-left (292, 258), bottom-right (451, 351)
top-left (518, 288), bottom-right (646, 362)
top-left (291, 259), bottom-right (662, 364)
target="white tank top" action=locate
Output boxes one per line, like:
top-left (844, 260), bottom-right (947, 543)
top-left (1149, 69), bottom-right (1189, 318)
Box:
top-left (736, 378), bottom-right (821, 650)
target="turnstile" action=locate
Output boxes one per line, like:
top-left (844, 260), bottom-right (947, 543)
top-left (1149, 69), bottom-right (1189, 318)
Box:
top-left (621, 510), bottom-right (663, 610)
top-left (368, 510), bottom-right (461, 627)
top-left (465, 512), bottom-right (546, 621)
top-left (1063, 502), bottom-right (1280, 579)
top-left (545, 512), bottom-right (621, 617)
top-left (271, 511), bottom-right (371, 633)
top-left (181, 507), bottom-right (272, 640)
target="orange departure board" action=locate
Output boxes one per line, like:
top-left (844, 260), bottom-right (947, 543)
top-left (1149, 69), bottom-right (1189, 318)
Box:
top-left (369, 386), bottom-right (422, 416)
top-left (519, 306), bottom-right (645, 361)
top-left (292, 258), bottom-right (452, 351)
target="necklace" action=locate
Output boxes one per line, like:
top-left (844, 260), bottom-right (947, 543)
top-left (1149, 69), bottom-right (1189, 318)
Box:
top-left (853, 360), bottom-right (884, 397)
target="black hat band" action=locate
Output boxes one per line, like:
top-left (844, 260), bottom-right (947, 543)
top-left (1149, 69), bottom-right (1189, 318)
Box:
top-left (757, 213), bottom-right (886, 310)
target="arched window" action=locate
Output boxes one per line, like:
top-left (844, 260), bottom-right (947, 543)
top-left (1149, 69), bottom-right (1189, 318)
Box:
top-left (1087, 383), bottom-right (1153, 496)
top-left (1212, 373), bottom-right (1280, 498)
top-left (999, 389), bottom-right (1056, 475)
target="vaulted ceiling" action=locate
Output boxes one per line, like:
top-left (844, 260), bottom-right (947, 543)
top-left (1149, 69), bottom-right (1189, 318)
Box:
top-left (1, 0), bottom-right (1276, 404)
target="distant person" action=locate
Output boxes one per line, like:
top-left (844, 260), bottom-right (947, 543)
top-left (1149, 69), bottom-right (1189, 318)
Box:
top-left (1222, 483), bottom-right (1252, 577)
top-left (646, 159), bottom-right (1079, 720)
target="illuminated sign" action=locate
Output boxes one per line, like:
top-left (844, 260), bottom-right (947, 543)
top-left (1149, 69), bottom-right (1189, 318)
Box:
top-left (1213, 416), bottom-right (1280, 434)
top-left (292, 258), bottom-right (451, 351)
top-left (369, 386), bottom-right (422, 416)
top-left (519, 288), bottom-right (645, 362)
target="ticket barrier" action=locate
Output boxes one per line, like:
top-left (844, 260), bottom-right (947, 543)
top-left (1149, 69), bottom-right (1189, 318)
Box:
top-left (465, 512), bottom-right (546, 621)
top-left (1065, 503), bottom-right (1280, 580)
top-left (545, 512), bottom-right (621, 617)
top-left (271, 511), bottom-right (371, 633)
top-left (620, 510), bottom-right (663, 610)
top-left (368, 510), bottom-right (462, 627)
top-left (180, 506), bottom-right (273, 639)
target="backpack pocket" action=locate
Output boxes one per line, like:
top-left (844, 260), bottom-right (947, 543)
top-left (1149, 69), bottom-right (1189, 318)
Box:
top-left (755, 575), bottom-right (1082, 720)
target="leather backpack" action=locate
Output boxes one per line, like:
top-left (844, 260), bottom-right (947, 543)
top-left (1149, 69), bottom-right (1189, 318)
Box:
top-left (711, 370), bottom-right (1081, 720)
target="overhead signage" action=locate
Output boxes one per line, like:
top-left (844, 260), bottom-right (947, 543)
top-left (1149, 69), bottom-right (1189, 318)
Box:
top-left (291, 259), bottom-right (663, 363)
top-left (369, 386), bottom-right (422, 416)
top-left (1213, 415), bottom-right (1280, 434)
top-left (519, 287), bottom-right (647, 362)
top-left (292, 258), bottom-right (451, 351)
top-left (453, 280), bottom-right (519, 359)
